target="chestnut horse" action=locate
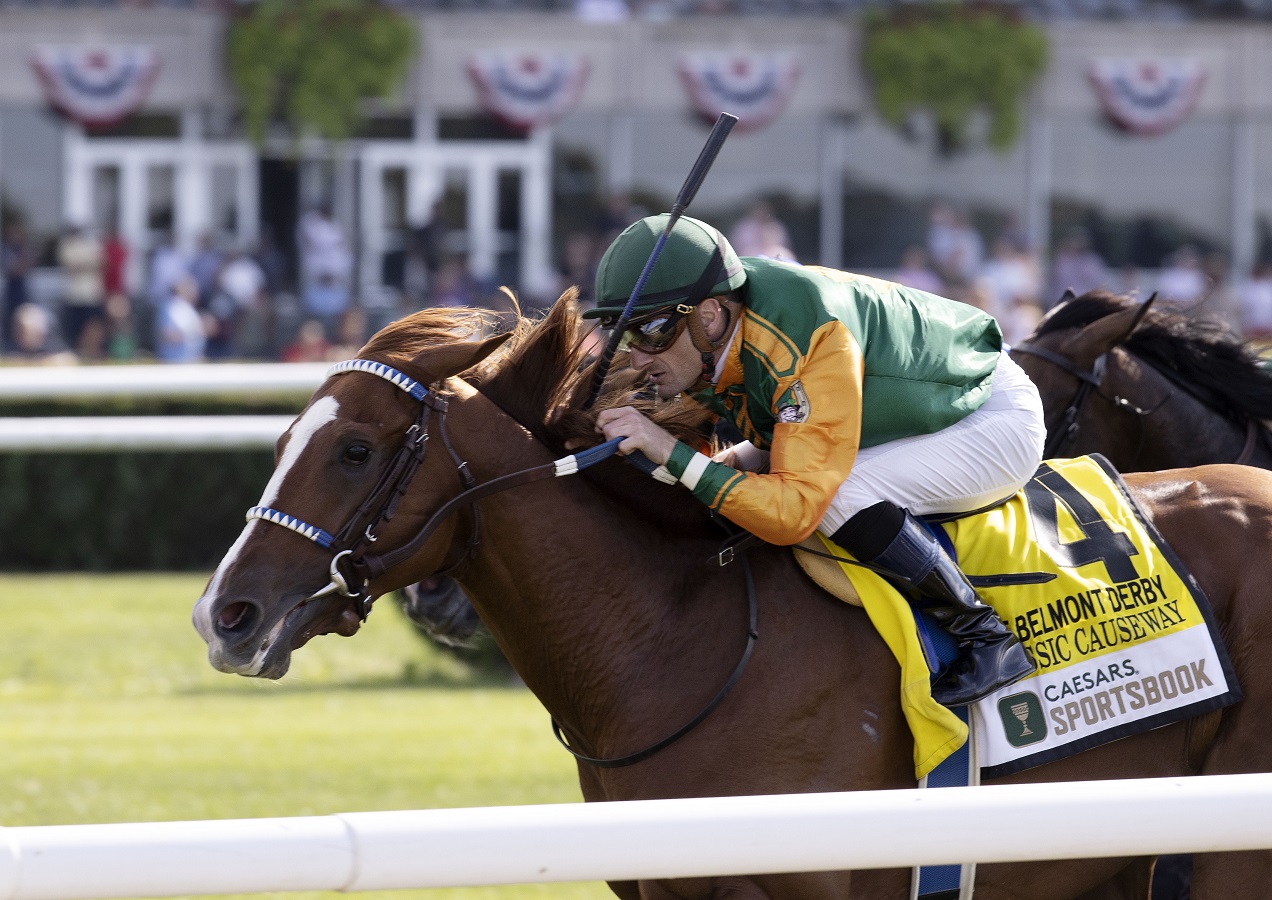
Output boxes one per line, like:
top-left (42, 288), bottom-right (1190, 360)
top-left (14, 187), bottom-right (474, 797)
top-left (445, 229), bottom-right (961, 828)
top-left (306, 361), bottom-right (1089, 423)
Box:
top-left (1011, 290), bottom-right (1272, 472)
top-left (195, 296), bottom-right (1272, 899)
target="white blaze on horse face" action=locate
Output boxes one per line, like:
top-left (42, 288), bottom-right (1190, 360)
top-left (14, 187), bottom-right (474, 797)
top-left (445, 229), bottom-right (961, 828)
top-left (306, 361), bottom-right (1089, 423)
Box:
top-left (195, 396), bottom-right (341, 642)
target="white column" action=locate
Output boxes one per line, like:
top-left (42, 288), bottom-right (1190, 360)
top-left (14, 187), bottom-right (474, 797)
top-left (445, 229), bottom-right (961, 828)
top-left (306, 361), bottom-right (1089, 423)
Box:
top-left (120, 153), bottom-right (148, 296)
top-left (818, 117), bottom-right (846, 269)
top-left (358, 147), bottom-right (384, 301)
top-left (175, 108), bottom-right (208, 253)
top-left (408, 150), bottom-right (442, 227)
top-left (467, 156), bottom-right (498, 283)
top-left (236, 144), bottom-right (260, 249)
top-left (62, 124), bottom-right (91, 228)
top-left (521, 127), bottom-right (555, 300)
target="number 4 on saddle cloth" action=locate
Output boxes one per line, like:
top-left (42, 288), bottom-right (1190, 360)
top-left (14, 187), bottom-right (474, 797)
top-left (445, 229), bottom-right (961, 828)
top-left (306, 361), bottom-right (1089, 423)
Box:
top-left (797, 454), bottom-right (1241, 782)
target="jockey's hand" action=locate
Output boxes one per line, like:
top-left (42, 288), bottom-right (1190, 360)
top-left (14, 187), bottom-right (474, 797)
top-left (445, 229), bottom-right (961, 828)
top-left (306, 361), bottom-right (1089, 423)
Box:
top-left (596, 406), bottom-right (677, 466)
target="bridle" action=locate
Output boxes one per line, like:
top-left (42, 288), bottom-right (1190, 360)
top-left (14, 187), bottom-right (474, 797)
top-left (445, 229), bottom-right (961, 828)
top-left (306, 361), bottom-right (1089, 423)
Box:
top-left (1011, 343), bottom-right (1117, 458)
top-left (246, 359), bottom-right (479, 618)
top-left (1013, 341), bottom-right (1263, 464)
top-left (244, 358), bottom-right (760, 768)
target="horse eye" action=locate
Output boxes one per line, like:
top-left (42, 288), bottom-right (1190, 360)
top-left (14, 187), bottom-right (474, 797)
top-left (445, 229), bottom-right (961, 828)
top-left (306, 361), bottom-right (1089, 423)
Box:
top-left (343, 443), bottom-right (372, 465)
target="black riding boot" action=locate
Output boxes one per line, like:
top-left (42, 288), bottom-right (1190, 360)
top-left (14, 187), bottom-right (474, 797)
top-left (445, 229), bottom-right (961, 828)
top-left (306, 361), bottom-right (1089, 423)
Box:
top-left (829, 501), bottom-right (1035, 707)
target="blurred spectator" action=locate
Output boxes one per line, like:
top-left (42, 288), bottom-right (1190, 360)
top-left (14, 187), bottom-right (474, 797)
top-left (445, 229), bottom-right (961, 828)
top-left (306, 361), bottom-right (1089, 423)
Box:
top-left (298, 205), bottom-right (352, 338)
top-left (1156, 245), bottom-right (1208, 308)
top-left (57, 224), bottom-right (105, 355)
top-left (558, 230), bottom-right (599, 307)
top-left (1047, 228), bottom-right (1110, 307)
top-left (1239, 260), bottom-right (1272, 341)
top-left (1199, 251), bottom-right (1238, 327)
top-left (429, 257), bottom-right (479, 308)
top-left (729, 200), bottom-right (796, 261)
top-left (154, 275), bottom-right (206, 363)
top-left (207, 246), bottom-right (267, 359)
top-left (329, 307), bottom-right (368, 359)
top-left (404, 200), bottom-right (449, 308)
top-left (576, 0), bottom-right (629, 22)
top-left (1, 222), bottom-right (36, 351)
top-left (892, 245), bottom-right (944, 295)
top-left (189, 233), bottom-right (225, 305)
top-left (598, 193), bottom-right (647, 247)
top-left (7, 302), bottom-right (76, 365)
top-left (978, 234), bottom-right (1042, 326)
top-left (927, 203), bottom-right (983, 284)
top-left (999, 296), bottom-right (1045, 346)
top-left (103, 292), bottom-right (138, 361)
top-left (254, 227), bottom-right (291, 296)
top-left (280, 318), bottom-right (333, 362)
top-left (148, 230), bottom-right (189, 309)
top-left (101, 226), bottom-right (128, 299)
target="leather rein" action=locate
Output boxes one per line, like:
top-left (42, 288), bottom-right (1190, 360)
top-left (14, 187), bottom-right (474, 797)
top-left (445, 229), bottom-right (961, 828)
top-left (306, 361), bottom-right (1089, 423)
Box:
top-left (1012, 342), bottom-right (1263, 465)
top-left (245, 359), bottom-right (759, 768)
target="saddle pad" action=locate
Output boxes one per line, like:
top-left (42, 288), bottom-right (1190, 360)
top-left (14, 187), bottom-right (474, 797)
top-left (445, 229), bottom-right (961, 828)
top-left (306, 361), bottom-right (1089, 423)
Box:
top-left (953, 455), bottom-right (1241, 778)
top-left (796, 454), bottom-right (1241, 781)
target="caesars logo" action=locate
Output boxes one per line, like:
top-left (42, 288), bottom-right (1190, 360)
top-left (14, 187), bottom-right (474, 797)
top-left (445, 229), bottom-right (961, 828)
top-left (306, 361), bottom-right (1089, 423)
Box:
top-left (998, 691), bottom-right (1047, 748)
top-left (997, 658), bottom-right (1217, 748)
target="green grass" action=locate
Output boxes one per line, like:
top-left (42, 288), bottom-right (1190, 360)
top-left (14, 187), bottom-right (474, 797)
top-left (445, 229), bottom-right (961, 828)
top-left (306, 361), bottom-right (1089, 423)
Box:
top-left (0, 573), bottom-right (611, 900)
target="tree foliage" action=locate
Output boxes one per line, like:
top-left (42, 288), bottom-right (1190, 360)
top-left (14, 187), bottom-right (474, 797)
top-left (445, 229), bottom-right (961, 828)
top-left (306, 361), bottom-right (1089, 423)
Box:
top-left (862, 4), bottom-right (1047, 154)
top-left (226, 0), bottom-right (417, 144)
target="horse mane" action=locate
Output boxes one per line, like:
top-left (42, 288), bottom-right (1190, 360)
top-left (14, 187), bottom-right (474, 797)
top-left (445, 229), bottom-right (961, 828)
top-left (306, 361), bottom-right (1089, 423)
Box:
top-left (1033, 289), bottom-right (1272, 421)
top-left (359, 292), bottom-right (722, 539)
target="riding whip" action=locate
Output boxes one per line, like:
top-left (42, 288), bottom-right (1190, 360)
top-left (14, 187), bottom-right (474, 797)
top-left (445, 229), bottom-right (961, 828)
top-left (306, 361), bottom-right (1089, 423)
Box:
top-left (583, 112), bottom-right (739, 410)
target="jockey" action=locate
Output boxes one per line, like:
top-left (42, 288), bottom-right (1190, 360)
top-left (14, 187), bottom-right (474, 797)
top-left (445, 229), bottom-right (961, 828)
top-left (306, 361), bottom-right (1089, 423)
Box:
top-left (586, 214), bottom-right (1046, 707)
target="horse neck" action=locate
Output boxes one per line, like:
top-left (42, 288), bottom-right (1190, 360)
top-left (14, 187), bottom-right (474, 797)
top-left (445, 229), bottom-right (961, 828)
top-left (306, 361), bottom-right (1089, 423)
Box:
top-left (450, 391), bottom-right (734, 754)
top-left (1104, 351), bottom-right (1253, 470)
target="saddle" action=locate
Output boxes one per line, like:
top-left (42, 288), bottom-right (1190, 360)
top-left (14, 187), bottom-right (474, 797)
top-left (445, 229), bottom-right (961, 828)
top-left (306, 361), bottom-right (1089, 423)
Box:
top-left (793, 455), bottom-right (1240, 780)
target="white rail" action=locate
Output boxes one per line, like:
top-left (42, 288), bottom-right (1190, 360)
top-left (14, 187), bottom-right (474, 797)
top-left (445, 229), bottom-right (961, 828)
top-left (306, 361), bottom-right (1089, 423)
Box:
top-left (2, 775), bottom-right (1271, 900)
top-left (0, 416), bottom-right (292, 451)
top-left (0, 363), bottom-right (329, 399)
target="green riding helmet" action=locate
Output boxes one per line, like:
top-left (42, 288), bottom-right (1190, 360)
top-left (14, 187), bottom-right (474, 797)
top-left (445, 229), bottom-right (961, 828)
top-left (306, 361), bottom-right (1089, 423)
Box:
top-left (583, 214), bottom-right (747, 323)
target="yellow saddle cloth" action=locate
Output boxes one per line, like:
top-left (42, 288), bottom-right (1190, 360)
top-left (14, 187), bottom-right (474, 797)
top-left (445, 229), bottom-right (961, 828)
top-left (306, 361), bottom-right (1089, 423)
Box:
top-left (796, 455), bottom-right (1240, 780)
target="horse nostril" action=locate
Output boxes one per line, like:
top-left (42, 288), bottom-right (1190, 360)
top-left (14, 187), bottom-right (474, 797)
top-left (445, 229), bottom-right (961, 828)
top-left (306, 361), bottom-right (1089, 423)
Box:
top-left (216, 600), bottom-right (259, 635)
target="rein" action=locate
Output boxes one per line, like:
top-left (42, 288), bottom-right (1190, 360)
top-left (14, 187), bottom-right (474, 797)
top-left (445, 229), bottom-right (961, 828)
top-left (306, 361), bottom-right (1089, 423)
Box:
top-left (248, 359), bottom-right (761, 768)
top-left (1011, 344), bottom-right (1110, 458)
top-left (1014, 341), bottom-right (1265, 464)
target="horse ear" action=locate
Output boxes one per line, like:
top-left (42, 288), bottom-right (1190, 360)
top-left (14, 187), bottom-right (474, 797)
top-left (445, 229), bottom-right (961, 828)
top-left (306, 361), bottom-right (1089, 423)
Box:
top-left (1059, 302), bottom-right (1148, 364)
top-left (411, 331), bottom-right (513, 383)
top-left (1059, 288), bottom-right (1077, 305)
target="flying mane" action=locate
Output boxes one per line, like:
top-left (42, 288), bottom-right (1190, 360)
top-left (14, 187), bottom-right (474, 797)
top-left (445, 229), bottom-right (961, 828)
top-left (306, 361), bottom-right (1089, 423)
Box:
top-left (358, 291), bottom-right (722, 537)
top-left (1034, 289), bottom-right (1272, 422)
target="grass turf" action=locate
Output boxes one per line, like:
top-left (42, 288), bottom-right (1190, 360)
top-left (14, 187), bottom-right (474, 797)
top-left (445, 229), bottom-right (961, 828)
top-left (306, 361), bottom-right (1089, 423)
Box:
top-left (0, 573), bottom-right (611, 900)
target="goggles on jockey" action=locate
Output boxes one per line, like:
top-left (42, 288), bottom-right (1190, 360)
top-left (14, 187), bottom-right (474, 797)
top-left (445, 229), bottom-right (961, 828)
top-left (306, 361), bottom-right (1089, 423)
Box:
top-left (617, 303), bottom-right (695, 355)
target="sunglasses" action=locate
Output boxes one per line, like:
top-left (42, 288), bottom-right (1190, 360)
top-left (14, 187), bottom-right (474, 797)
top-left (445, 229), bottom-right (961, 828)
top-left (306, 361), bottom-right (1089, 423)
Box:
top-left (618, 303), bottom-right (695, 355)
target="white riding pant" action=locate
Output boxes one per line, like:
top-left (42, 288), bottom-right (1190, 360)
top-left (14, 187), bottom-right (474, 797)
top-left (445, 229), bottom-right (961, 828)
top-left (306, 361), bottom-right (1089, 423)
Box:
top-left (817, 351), bottom-right (1046, 534)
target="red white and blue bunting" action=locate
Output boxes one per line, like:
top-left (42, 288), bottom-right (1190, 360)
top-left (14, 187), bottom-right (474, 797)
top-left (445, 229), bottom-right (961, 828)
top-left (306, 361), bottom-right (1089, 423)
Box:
top-left (1087, 58), bottom-right (1207, 137)
top-left (466, 52), bottom-right (590, 130)
top-left (30, 45), bottom-right (162, 129)
top-left (678, 52), bottom-right (801, 133)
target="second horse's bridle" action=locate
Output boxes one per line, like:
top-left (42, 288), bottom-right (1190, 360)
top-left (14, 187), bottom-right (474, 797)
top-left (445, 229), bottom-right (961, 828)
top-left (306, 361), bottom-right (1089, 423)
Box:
top-left (1012, 341), bottom-right (1263, 464)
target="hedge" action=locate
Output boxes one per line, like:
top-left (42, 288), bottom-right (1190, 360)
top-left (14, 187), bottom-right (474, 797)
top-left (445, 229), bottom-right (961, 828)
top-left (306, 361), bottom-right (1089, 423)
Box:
top-left (1, 397), bottom-right (299, 571)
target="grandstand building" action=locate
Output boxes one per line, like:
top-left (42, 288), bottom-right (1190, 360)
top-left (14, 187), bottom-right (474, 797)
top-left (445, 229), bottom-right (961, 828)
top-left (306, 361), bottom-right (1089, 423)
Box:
top-left (0, 1), bottom-right (1270, 306)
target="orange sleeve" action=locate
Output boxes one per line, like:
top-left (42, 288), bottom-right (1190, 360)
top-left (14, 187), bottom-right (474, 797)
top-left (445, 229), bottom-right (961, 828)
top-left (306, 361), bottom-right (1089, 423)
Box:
top-left (672, 322), bottom-right (863, 545)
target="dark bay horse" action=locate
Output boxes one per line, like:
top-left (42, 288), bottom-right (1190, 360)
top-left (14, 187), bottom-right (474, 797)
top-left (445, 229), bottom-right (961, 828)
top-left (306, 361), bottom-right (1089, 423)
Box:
top-left (1011, 290), bottom-right (1272, 472)
top-left (194, 296), bottom-right (1272, 899)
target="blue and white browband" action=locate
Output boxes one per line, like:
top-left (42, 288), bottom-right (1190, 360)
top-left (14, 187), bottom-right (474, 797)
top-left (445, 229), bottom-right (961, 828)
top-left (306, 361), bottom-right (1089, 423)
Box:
top-left (245, 361), bottom-right (427, 549)
top-left (246, 506), bottom-right (336, 548)
top-left (327, 359), bottom-right (429, 401)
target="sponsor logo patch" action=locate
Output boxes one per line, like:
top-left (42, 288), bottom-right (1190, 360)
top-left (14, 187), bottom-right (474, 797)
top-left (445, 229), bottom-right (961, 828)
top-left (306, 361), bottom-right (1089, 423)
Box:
top-left (776, 380), bottom-right (810, 424)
